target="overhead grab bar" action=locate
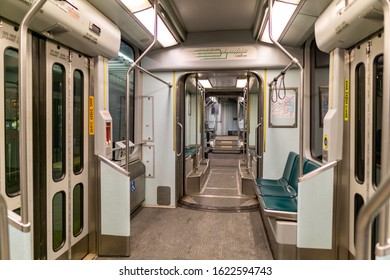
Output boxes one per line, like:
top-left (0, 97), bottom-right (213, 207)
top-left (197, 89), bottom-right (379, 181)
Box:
top-left (18, 0), bottom-right (47, 229)
top-left (356, 175), bottom-right (390, 259)
top-left (266, 0), bottom-right (305, 177)
top-left (126, 0), bottom-right (167, 171)
top-left (269, 61), bottom-right (294, 102)
top-left (132, 63), bottom-right (172, 88)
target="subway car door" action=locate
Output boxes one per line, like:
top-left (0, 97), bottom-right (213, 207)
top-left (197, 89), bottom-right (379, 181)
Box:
top-left (45, 41), bottom-right (89, 260)
top-left (348, 33), bottom-right (383, 258)
top-left (0, 22), bottom-right (21, 213)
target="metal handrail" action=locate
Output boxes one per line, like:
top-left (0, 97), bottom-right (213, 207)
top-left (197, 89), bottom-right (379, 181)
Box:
top-left (255, 123), bottom-right (262, 159)
top-left (298, 160), bottom-right (338, 183)
top-left (19, 0), bottom-right (48, 228)
top-left (126, 0), bottom-right (173, 171)
top-left (132, 63), bottom-right (172, 88)
top-left (356, 175), bottom-right (390, 259)
top-left (378, 0), bottom-right (390, 255)
top-left (176, 123), bottom-right (183, 157)
top-left (97, 155), bottom-right (130, 177)
top-left (0, 195), bottom-right (10, 260)
top-left (266, 0), bottom-right (304, 178)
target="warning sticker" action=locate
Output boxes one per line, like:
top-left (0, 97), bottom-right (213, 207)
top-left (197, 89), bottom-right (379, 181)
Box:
top-left (89, 96), bottom-right (94, 135)
top-left (344, 79), bottom-right (349, 121)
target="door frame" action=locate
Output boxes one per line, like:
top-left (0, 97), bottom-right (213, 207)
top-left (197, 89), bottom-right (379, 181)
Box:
top-left (175, 71), bottom-right (264, 203)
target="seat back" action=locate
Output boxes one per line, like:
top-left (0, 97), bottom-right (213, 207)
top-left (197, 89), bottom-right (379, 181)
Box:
top-left (303, 160), bottom-right (320, 174)
top-left (282, 152), bottom-right (299, 181)
top-left (288, 157), bottom-right (307, 192)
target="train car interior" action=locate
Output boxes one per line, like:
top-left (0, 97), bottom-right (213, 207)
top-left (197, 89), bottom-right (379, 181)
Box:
top-left (0, 0), bottom-right (390, 261)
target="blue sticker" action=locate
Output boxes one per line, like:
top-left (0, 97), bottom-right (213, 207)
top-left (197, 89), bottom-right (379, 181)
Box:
top-left (130, 180), bottom-right (136, 192)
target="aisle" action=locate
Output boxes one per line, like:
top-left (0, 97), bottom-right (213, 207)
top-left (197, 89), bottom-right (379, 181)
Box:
top-left (180, 153), bottom-right (259, 211)
top-left (99, 207), bottom-right (273, 260)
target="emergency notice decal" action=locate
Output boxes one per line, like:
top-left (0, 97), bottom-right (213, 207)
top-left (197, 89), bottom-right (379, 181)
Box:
top-left (89, 96), bottom-right (95, 135)
top-left (57, 0), bottom-right (80, 20)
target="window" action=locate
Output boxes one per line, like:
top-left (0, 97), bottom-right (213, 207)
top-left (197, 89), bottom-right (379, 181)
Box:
top-left (310, 41), bottom-right (329, 161)
top-left (355, 63), bottom-right (365, 184)
top-left (52, 191), bottom-right (66, 251)
top-left (73, 70), bottom-right (84, 174)
top-left (4, 48), bottom-right (20, 197)
top-left (52, 63), bottom-right (66, 181)
top-left (108, 41), bottom-right (135, 145)
top-left (373, 55), bottom-right (383, 187)
top-left (73, 183), bottom-right (84, 237)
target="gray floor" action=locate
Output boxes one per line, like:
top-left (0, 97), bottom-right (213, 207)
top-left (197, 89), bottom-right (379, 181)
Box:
top-left (98, 153), bottom-right (272, 260)
top-left (182, 153), bottom-right (259, 210)
top-left (99, 207), bottom-right (273, 260)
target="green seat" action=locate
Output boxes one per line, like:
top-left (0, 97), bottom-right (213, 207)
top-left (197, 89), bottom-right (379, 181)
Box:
top-left (303, 160), bottom-right (320, 174)
top-left (255, 152), bottom-right (298, 187)
top-left (184, 146), bottom-right (196, 157)
top-left (256, 152), bottom-right (300, 198)
top-left (257, 184), bottom-right (297, 198)
top-left (260, 196), bottom-right (297, 212)
top-left (288, 158), bottom-right (307, 193)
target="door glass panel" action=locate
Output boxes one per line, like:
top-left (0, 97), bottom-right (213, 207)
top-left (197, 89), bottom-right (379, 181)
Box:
top-left (4, 48), bottom-right (20, 196)
top-left (108, 41), bottom-right (135, 144)
top-left (52, 63), bottom-right (66, 181)
top-left (73, 70), bottom-right (83, 174)
top-left (373, 55), bottom-right (383, 187)
top-left (355, 63), bottom-right (365, 184)
top-left (52, 191), bottom-right (66, 251)
top-left (310, 41), bottom-right (329, 161)
top-left (73, 183), bottom-right (83, 237)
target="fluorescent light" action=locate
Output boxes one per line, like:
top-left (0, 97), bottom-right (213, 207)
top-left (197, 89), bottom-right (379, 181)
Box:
top-left (236, 78), bottom-right (247, 88)
top-left (282, 0), bottom-right (301, 4)
top-left (261, 1), bottom-right (297, 43)
top-left (118, 52), bottom-right (134, 63)
top-left (121, 0), bottom-right (151, 13)
top-left (198, 79), bottom-right (212, 89)
top-left (336, 0), bottom-right (346, 13)
top-left (134, 7), bottom-right (178, 47)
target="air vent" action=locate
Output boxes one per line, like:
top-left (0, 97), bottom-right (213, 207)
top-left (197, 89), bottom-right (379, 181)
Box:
top-left (157, 186), bottom-right (171, 206)
top-left (42, 23), bottom-right (71, 37)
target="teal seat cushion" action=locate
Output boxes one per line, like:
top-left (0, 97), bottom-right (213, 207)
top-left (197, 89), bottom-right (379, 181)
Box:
top-left (255, 152), bottom-right (298, 187)
top-left (258, 184), bottom-right (297, 198)
top-left (260, 196), bottom-right (297, 212)
top-left (255, 177), bottom-right (288, 187)
top-left (184, 146), bottom-right (196, 157)
top-left (304, 160), bottom-right (320, 174)
top-left (288, 158), bottom-right (307, 192)
top-left (282, 152), bottom-right (299, 182)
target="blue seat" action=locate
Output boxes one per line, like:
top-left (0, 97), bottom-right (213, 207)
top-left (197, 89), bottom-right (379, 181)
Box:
top-left (259, 196), bottom-right (297, 212)
top-left (303, 160), bottom-right (320, 174)
top-left (255, 151), bottom-right (298, 187)
top-left (256, 154), bottom-right (321, 221)
top-left (255, 152), bottom-right (299, 198)
top-left (257, 184), bottom-right (297, 197)
top-left (256, 155), bottom-right (320, 198)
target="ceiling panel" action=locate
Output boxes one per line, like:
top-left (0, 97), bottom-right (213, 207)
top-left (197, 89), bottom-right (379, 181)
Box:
top-left (88, 0), bottom-right (156, 50)
top-left (280, 0), bottom-right (333, 47)
top-left (171, 0), bottom-right (259, 32)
